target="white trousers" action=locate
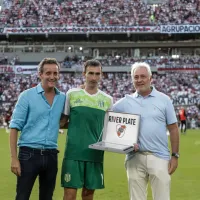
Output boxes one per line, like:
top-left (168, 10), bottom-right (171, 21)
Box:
top-left (126, 153), bottom-right (171, 200)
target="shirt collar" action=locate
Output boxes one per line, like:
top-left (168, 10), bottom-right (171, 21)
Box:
top-left (36, 83), bottom-right (60, 94)
top-left (133, 86), bottom-right (156, 98)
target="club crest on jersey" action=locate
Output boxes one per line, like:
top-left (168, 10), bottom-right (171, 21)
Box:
top-left (116, 124), bottom-right (126, 138)
top-left (64, 173), bottom-right (71, 182)
top-left (98, 100), bottom-right (104, 108)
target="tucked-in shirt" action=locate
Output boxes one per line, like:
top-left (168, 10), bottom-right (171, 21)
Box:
top-left (10, 83), bottom-right (66, 149)
top-left (113, 87), bottom-right (177, 161)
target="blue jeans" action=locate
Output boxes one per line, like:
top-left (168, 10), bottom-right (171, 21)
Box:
top-left (15, 147), bottom-right (59, 200)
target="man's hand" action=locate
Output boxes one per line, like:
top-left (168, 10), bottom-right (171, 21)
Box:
top-left (11, 157), bottom-right (21, 176)
top-left (168, 157), bottom-right (178, 175)
top-left (60, 113), bottom-right (69, 129)
top-left (133, 143), bottom-right (139, 151)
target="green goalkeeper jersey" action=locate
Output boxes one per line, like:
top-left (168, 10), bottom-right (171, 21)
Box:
top-left (64, 88), bottom-right (113, 162)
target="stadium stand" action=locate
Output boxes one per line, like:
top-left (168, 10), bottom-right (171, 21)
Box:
top-left (0, 54), bottom-right (19, 65)
top-left (0, 71), bottom-right (200, 128)
top-left (1, 53), bottom-right (200, 69)
top-left (0, 0), bottom-right (200, 27)
top-left (0, 0), bottom-right (200, 128)
top-left (88, 56), bottom-right (200, 68)
top-left (62, 55), bottom-right (200, 69)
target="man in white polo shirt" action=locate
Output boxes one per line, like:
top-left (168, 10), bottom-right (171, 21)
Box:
top-left (113, 62), bottom-right (180, 200)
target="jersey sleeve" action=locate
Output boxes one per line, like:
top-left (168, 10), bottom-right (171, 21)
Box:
top-left (108, 96), bottom-right (113, 110)
top-left (63, 91), bottom-right (70, 115)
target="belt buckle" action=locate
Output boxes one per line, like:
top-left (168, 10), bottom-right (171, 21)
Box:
top-left (40, 149), bottom-right (45, 155)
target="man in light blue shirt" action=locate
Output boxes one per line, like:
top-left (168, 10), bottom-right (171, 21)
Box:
top-left (113, 62), bottom-right (179, 200)
top-left (9, 58), bottom-right (65, 200)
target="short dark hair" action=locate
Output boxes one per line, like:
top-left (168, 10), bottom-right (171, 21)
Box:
top-left (38, 58), bottom-right (60, 73)
top-left (83, 59), bottom-right (102, 73)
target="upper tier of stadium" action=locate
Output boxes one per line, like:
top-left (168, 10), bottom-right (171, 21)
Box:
top-left (0, 0), bottom-right (200, 27)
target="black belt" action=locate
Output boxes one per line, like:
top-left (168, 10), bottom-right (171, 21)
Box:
top-left (20, 146), bottom-right (59, 155)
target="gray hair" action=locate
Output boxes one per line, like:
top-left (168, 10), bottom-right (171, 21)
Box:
top-left (131, 62), bottom-right (152, 79)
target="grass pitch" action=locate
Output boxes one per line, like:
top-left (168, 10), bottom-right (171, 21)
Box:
top-left (0, 129), bottom-right (200, 200)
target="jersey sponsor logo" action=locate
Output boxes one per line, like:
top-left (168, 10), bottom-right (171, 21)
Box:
top-left (116, 124), bottom-right (126, 138)
top-left (74, 98), bottom-right (83, 104)
top-left (64, 173), bottom-right (71, 182)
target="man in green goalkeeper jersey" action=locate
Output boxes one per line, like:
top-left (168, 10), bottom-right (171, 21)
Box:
top-left (60, 60), bottom-right (113, 200)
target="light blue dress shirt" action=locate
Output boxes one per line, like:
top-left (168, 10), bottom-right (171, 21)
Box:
top-left (113, 87), bottom-right (177, 160)
top-left (10, 83), bottom-right (66, 149)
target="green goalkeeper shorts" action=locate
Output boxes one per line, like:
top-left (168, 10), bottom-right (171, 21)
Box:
top-left (61, 159), bottom-right (104, 189)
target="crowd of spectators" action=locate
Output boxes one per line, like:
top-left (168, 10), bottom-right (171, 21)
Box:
top-left (1, 0), bottom-right (12, 10)
top-left (151, 72), bottom-right (200, 128)
top-left (61, 55), bottom-right (200, 69)
top-left (1, 53), bottom-right (200, 69)
top-left (98, 55), bottom-right (200, 68)
top-left (0, 71), bottom-right (200, 128)
top-left (0, 0), bottom-right (200, 28)
top-left (62, 55), bottom-right (83, 68)
top-left (0, 54), bottom-right (19, 65)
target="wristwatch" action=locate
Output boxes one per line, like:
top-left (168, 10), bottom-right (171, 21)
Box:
top-left (172, 153), bottom-right (180, 158)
